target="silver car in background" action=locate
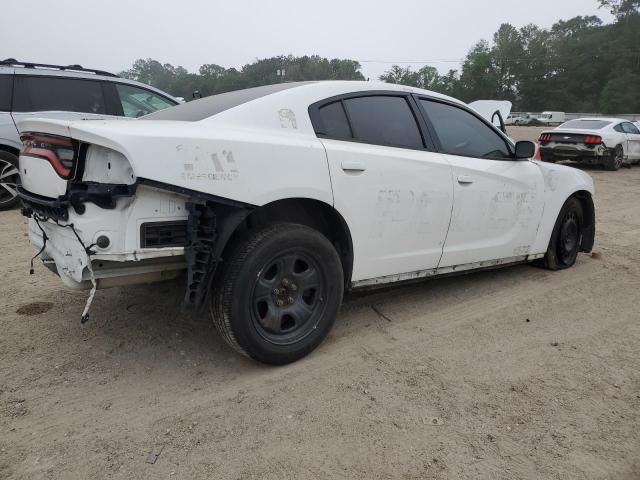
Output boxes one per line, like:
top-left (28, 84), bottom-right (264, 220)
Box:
top-left (0, 59), bottom-right (179, 209)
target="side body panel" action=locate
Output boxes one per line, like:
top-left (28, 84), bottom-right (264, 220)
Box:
top-left (16, 118), bottom-right (335, 208)
top-left (529, 161), bottom-right (595, 254)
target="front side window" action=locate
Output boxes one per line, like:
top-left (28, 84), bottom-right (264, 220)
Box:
top-left (420, 100), bottom-right (511, 159)
top-left (116, 84), bottom-right (175, 118)
top-left (621, 122), bottom-right (640, 135)
top-left (13, 76), bottom-right (106, 114)
top-left (342, 95), bottom-right (423, 149)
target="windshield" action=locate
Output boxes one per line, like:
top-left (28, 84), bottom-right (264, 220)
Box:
top-left (558, 119), bottom-right (611, 130)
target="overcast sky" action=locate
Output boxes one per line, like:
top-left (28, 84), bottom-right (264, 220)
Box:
top-left (1, 0), bottom-right (613, 80)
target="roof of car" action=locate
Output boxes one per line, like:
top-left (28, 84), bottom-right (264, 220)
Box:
top-left (143, 82), bottom-right (318, 121)
top-left (576, 117), bottom-right (624, 123)
top-left (143, 80), bottom-right (461, 122)
top-left (0, 61), bottom-right (178, 103)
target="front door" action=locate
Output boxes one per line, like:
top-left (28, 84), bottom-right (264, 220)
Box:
top-left (622, 122), bottom-right (640, 160)
top-left (417, 98), bottom-right (545, 268)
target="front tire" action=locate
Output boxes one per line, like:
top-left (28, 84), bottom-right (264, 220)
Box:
top-left (211, 223), bottom-right (344, 365)
top-left (541, 197), bottom-right (584, 270)
top-left (0, 150), bottom-right (20, 211)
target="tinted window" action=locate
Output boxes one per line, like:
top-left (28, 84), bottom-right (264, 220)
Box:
top-left (343, 96), bottom-right (423, 149)
top-left (421, 100), bottom-right (511, 159)
top-left (116, 84), bottom-right (175, 118)
top-left (558, 119), bottom-right (611, 130)
top-left (13, 76), bottom-right (107, 114)
top-left (621, 122), bottom-right (640, 135)
top-left (0, 75), bottom-right (12, 111)
top-left (318, 101), bottom-right (352, 139)
top-left (614, 123), bottom-right (625, 133)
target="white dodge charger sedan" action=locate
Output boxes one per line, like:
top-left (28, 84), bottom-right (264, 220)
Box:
top-left (16, 81), bottom-right (595, 364)
top-left (539, 117), bottom-right (640, 170)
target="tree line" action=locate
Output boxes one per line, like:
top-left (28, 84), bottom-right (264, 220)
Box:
top-left (120, 0), bottom-right (640, 113)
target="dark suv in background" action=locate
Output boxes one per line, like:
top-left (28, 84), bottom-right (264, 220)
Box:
top-left (0, 59), bottom-right (178, 209)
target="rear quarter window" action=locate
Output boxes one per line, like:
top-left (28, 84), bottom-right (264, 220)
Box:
top-left (317, 101), bottom-right (352, 139)
top-left (13, 76), bottom-right (107, 114)
top-left (0, 75), bottom-right (12, 111)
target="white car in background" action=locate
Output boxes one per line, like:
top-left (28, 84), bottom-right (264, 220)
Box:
top-left (0, 59), bottom-right (179, 210)
top-left (539, 118), bottom-right (640, 170)
top-left (536, 111), bottom-right (566, 126)
top-left (17, 81), bottom-right (595, 364)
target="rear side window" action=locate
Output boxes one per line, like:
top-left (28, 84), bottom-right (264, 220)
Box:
top-left (0, 75), bottom-right (12, 111)
top-left (116, 84), bottom-right (175, 118)
top-left (343, 96), bottom-right (423, 149)
top-left (12, 76), bottom-right (106, 114)
top-left (420, 100), bottom-right (511, 159)
top-left (317, 101), bottom-right (352, 139)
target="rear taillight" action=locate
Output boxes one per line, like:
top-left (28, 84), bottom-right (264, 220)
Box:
top-left (20, 133), bottom-right (77, 179)
top-left (584, 135), bottom-right (602, 145)
top-left (539, 133), bottom-right (552, 142)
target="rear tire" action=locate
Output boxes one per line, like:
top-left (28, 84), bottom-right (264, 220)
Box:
top-left (0, 150), bottom-right (20, 211)
top-left (211, 222), bottom-right (344, 365)
top-left (541, 197), bottom-right (584, 270)
top-left (603, 145), bottom-right (623, 171)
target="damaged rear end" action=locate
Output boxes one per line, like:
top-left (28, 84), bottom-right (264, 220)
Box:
top-left (17, 118), bottom-right (250, 320)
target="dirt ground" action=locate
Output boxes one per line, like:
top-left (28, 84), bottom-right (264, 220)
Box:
top-left (1, 137), bottom-right (639, 479)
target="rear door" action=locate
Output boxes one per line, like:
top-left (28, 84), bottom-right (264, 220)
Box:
top-left (417, 98), bottom-right (545, 268)
top-left (311, 93), bottom-right (454, 284)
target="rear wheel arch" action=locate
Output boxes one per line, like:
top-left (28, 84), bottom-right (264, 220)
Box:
top-left (220, 198), bottom-right (354, 289)
top-left (0, 146), bottom-right (20, 210)
top-left (0, 144), bottom-right (19, 157)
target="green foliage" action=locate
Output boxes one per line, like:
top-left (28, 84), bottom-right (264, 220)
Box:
top-left (120, 55), bottom-right (364, 100)
top-left (379, 12), bottom-right (640, 113)
top-left (599, 0), bottom-right (640, 18)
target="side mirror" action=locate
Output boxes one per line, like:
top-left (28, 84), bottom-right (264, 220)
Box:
top-left (514, 140), bottom-right (535, 159)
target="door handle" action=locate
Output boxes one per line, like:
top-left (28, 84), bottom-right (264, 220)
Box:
top-left (341, 160), bottom-right (366, 172)
top-left (457, 174), bottom-right (474, 184)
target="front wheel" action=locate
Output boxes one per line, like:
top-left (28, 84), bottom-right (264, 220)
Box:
top-left (541, 197), bottom-right (584, 270)
top-left (211, 223), bottom-right (344, 365)
top-left (0, 151), bottom-right (20, 211)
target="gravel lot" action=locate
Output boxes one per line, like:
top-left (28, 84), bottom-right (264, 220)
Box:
top-left (1, 137), bottom-right (639, 479)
